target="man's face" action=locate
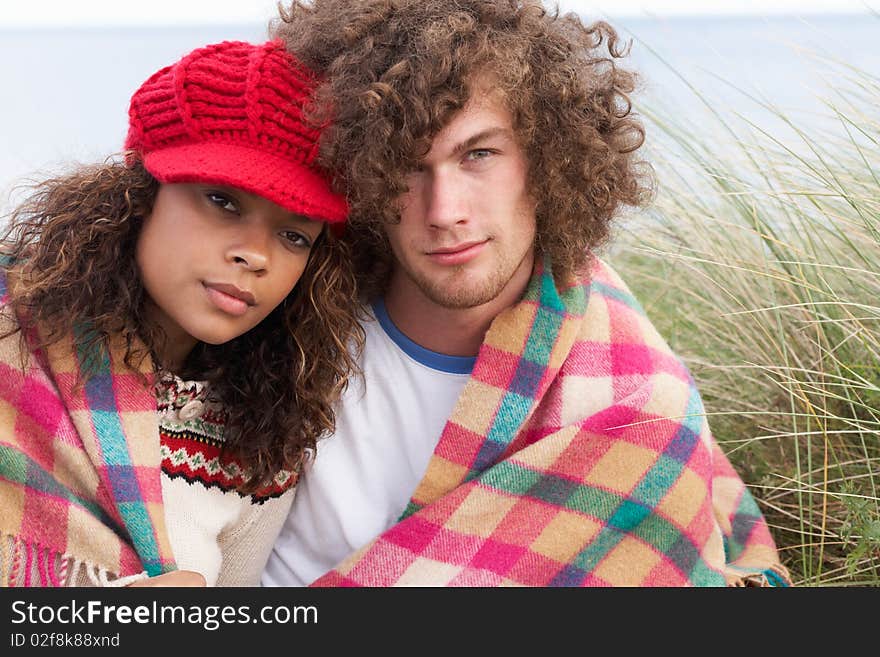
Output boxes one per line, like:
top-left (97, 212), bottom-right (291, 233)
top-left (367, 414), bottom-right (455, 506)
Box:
top-left (388, 86), bottom-right (536, 309)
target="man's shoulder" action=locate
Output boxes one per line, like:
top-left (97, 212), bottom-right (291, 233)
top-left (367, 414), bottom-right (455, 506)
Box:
top-left (581, 257), bottom-right (648, 318)
top-left (564, 256), bottom-right (674, 359)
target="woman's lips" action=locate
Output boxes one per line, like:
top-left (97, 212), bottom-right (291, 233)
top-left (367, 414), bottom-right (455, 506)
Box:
top-left (203, 283), bottom-right (254, 317)
top-left (427, 240), bottom-right (488, 266)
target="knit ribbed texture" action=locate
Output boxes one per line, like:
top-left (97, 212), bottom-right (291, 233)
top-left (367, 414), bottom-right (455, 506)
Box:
top-left (126, 40), bottom-right (347, 225)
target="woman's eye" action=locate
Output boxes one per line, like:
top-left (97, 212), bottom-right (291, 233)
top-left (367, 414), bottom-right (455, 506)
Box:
top-left (206, 192), bottom-right (239, 213)
top-left (282, 231), bottom-right (311, 248)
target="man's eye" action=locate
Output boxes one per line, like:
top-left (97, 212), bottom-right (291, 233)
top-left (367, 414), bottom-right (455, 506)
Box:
top-left (207, 192), bottom-right (239, 213)
top-left (465, 149), bottom-right (494, 162)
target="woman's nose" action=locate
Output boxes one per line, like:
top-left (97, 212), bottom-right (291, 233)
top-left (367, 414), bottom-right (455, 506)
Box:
top-left (226, 226), bottom-right (270, 273)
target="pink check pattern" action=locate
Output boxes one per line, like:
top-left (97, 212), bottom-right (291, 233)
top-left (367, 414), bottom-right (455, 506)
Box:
top-left (313, 258), bottom-right (789, 587)
top-left (0, 270), bottom-right (176, 586)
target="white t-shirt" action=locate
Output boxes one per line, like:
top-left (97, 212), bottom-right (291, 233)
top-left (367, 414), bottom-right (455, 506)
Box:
top-left (261, 300), bottom-right (473, 587)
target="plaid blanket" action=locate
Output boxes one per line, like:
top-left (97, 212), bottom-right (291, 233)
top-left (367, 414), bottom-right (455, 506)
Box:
top-left (0, 269), bottom-right (175, 586)
top-left (313, 258), bottom-right (790, 587)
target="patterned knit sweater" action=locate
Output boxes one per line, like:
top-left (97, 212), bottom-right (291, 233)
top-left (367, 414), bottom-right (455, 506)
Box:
top-left (149, 373), bottom-right (297, 587)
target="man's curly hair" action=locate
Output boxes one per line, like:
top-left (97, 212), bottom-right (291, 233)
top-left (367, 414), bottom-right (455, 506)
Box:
top-left (1, 159), bottom-right (364, 493)
top-left (273, 0), bottom-right (653, 296)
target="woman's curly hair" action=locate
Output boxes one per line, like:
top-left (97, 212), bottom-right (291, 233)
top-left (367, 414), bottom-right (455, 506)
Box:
top-left (1, 158), bottom-right (364, 493)
top-left (273, 0), bottom-right (653, 296)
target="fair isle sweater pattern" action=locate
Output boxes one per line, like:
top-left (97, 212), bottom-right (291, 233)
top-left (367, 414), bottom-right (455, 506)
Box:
top-left (155, 374), bottom-right (298, 503)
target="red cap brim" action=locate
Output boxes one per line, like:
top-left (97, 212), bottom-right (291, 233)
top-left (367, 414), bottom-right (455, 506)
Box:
top-left (143, 141), bottom-right (348, 225)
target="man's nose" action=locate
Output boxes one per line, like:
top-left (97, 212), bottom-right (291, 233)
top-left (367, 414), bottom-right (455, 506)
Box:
top-left (423, 170), bottom-right (468, 229)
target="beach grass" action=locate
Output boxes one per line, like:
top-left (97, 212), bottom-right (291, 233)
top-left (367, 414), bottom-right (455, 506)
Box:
top-left (609, 55), bottom-right (880, 586)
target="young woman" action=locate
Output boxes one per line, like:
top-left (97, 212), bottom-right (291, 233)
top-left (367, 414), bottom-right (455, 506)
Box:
top-left (0, 39), bottom-right (362, 587)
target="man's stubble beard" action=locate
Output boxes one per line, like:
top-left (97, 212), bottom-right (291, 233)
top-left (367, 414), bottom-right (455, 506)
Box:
top-left (404, 244), bottom-right (532, 310)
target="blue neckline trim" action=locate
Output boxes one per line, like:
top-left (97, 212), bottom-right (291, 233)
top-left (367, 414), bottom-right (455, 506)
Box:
top-left (372, 299), bottom-right (476, 375)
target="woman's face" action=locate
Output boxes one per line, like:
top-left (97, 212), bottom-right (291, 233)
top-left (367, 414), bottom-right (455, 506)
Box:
top-left (136, 182), bottom-right (325, 369)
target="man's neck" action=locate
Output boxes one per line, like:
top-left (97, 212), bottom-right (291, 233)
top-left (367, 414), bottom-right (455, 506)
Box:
top-left (382, 262), bottom-right (533, 358)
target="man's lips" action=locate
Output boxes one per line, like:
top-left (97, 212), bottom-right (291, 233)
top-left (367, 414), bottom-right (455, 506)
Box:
top-left (426, 240), bottom-right (489, 265)
top-left (428, 240), bottom-right (487, 255)
top-left (203, 282), bottom-right (256, 316)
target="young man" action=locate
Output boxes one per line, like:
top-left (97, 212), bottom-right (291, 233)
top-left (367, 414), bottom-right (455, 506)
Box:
top-left (262, 0), bottom-right (790, 587)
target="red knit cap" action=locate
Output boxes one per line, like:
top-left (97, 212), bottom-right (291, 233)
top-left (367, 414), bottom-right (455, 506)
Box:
top-left (125, 39), bottom-right (347, 227)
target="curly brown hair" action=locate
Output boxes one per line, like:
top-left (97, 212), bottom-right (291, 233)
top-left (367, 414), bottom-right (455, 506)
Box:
top-left (273, 0), bottom-right (653, 296)
top-left (1, 158), bottom-right (364, 493)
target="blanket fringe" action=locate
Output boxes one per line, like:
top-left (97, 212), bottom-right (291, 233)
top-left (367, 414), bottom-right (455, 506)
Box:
top-left (0, 532), bottom-right (13, 587)
top-left (726, 563), bottom-right (792, 588)
top-left (0, 532), bottom-right (123, 587)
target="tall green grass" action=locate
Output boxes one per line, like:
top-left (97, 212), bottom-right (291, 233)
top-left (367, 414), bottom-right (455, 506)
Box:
top-left (610, 57), bottom-right (880, 586)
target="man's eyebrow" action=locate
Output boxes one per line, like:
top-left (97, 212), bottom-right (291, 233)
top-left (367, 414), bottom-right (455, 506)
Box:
top-left (450, 127), bottom-right (513, 157)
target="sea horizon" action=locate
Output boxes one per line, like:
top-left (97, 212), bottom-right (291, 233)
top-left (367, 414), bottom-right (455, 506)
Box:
top-left (1, 13), bottom-right (877, 214)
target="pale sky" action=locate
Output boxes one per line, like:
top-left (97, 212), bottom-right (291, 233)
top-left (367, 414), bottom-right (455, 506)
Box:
top-left (1, 0), bottom-right (876, 214)
top-left (0, 0), bottom-right (874, 27)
